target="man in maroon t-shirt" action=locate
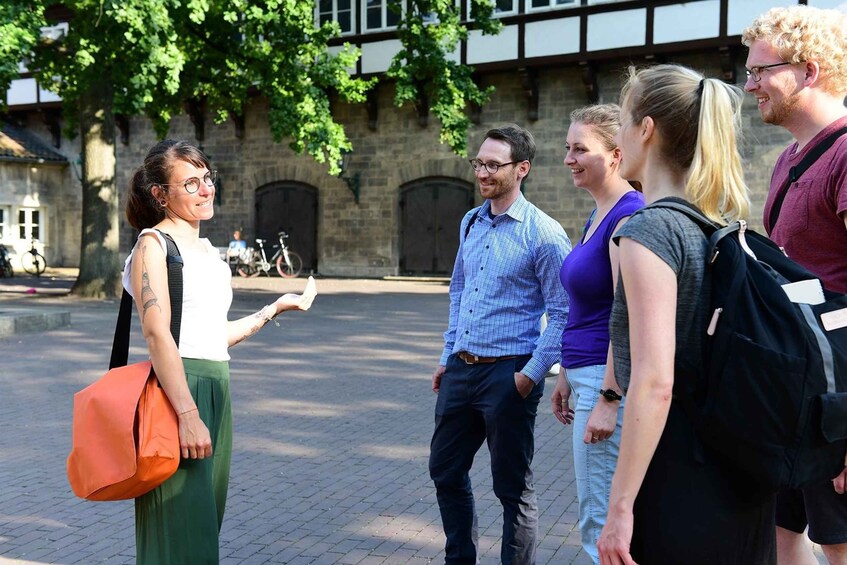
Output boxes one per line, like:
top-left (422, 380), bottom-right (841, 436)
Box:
top-left (743, 6), bottom-right (847, 564)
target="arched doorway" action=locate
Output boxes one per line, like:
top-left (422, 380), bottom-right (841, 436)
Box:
top-left (255, 182), bottom-right (318, 274)
top-left (400, 177), bottom-right (474, 275)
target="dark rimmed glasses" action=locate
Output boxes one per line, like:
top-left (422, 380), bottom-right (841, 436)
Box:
top-left (745, 62), bottom-right (796, 82)
top-left (469, 159), bottom-right (519, 174)
top-left (158, 170), bottom-right (217, 194)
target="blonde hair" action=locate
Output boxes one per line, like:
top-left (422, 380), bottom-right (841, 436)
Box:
top-left (569, 104), bottom-right (622, 152)
top-left (620, 64), bottom-right (749, 224)
top-left (742, 6), bottom-right (847, 96)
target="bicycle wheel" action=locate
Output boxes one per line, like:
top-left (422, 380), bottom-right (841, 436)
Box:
top-left (276, 251), bottom-right (303, 278)
top-left (237, 261), bottom-right (261, 278)
top-left (22, 251), bottom-right (46, 276)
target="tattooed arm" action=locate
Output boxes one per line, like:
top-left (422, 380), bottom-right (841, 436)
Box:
top-left (139, 266), bottom-right (161, 321)
top-left (227, 306), bottom-right (274, 347)
top-left (130, 233), bottom-right (212, 460)
top-left (227, 276), bottom-right (318, 347)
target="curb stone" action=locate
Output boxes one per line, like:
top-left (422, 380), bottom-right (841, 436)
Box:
top-left (0, 308), bottom-right (71, 337)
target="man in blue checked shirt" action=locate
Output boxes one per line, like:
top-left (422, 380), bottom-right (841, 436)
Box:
top-left (430, 124), bottom-right (571, 565)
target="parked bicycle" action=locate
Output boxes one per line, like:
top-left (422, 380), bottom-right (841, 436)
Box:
top-left (274, 232), bottom-right (303, 278)
top-left (237, 231), bottom-right (302, 278)
top-left (0, 244), bottom-right (13, 278)
top-left (236, 239), bottom-right (272, 278)
top-left (21, 239), bottom-right (46, 277)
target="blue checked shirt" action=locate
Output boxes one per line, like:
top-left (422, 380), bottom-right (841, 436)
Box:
top-left (440, 194), bottom-right (572, 383)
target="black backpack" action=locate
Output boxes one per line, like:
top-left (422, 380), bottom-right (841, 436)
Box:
top-left (651, 198), bottom-right (847, 491)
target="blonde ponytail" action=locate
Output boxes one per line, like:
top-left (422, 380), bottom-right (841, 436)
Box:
top-left (686, 78), bottom-right (750, 223)
top-left (621, 64), bottom-right (751, 225)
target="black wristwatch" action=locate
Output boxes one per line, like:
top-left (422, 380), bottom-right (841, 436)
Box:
top-left (600, 388), bottom-right (623, 402)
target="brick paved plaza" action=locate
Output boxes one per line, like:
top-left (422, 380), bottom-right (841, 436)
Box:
top-left (0, 276), bottom-right (588, 564)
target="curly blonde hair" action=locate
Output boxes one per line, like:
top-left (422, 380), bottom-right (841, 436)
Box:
top-left (742, 5), bottom-right (847, 96)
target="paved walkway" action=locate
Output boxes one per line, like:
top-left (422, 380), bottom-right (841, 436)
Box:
top-left (0, 274), bottom-right (588, 564)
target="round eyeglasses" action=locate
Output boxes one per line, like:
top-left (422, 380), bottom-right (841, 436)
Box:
top-left (158, 170), bottom-right (217, 194)
top-left (469, 159), bottom-right (519, 174)
top-left (745, 62), bottom-right (796, 83)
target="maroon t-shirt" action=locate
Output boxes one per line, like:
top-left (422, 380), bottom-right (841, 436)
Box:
top-left (763, 115), bottom-right (847, 293)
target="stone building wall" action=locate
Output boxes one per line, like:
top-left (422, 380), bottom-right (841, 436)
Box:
top-left (19, 51), bottom-right (798, 275)
top-left (0, 136), bottom-right (79, 267)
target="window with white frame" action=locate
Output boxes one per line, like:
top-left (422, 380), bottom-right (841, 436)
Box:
top-left (528, 0), bottom-right (576, 12)
top-left (0, 208), bottom-right (8, 240)
top-left (18, 208), bottom-right (41, 241)
top-left (40, 22), bottom-right (68, 42)
top-left (317, 0), bottom-right (355, 34)
top-left (414, 0), bottom-right (460, 26)
top-left (467, 0), bottom-right (517, 20)
top-left (419, 8), bottom-right (438, 24)
top-left (494, 0), bottom-right (517, 16)
top-left (364, 0), bottom-right (402, 31)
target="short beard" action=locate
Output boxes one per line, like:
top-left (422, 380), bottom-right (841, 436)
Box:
top-left (764, 91), bottom-right (801, 125)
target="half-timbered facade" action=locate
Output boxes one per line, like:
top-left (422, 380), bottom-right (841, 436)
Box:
top-left (3, 0), bottom-right (841, 276)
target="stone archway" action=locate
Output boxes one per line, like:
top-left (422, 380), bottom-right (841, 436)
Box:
top-left (255, 182), bottom-right (318, 274)
top-left (399, 177), bottom-right (474, 275)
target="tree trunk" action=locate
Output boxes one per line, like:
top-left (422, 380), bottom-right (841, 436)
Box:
top-left (70, 76), bottom-right (122, 298)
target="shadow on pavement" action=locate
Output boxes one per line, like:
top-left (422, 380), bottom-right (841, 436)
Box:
top-left (0, 268), bottom-right (76, 296)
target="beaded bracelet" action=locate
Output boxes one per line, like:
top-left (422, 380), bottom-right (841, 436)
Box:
top-left (260, 305), bottom-right (280, 327)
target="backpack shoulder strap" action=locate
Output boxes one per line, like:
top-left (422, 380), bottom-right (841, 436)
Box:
top-left (645, 197), bottom-right (744, 262)
top-left (463, 208), bottom-right (481, 241)
top-left (647, 197), bottom-right (718, 233)
top-left (769, 125), bottom-right (847, 230)
top-left (108, 230), bottom-right (184, 369)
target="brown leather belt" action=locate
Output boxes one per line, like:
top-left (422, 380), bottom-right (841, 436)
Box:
top-left (457, 351), bottom-right (519, 365)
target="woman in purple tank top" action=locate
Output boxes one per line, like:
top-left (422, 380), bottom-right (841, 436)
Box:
top-left (550, 104), bottom-right (644, 563)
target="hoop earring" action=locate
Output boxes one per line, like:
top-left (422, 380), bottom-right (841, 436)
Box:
top-left (159, 200), bottom-right (167, 207)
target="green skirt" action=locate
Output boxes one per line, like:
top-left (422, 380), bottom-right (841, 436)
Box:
top-left (135, 358), bottom-right (232, 565)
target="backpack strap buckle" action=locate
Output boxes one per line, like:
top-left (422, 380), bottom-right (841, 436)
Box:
top-left (738, 220), bottom-right (758, 260)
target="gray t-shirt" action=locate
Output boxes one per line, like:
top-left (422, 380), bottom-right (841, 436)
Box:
top-left (610, 204), bottom-right (711, 394)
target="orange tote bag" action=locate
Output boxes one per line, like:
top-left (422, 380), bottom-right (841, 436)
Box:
top-left (67, 231), bottom-right (184, 501)
top-left (67, 361), bottom-right (179, 500)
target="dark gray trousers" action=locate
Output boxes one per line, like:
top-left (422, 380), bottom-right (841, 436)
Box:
top-left (429, 354), bottom-right (542, 565)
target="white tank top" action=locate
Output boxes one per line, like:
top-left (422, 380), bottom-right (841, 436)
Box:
top-left (122, 229), bottom-right (233, 361)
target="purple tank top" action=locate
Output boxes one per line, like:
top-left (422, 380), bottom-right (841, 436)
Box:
top-left (560, 191), bottom-right (645, 368)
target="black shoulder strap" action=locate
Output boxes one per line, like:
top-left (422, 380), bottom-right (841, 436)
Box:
top-left (463, 208), bottom-right (481, 240)
top-left (109, 291), bottom-right (136, 370)
top-left (162, 233), bottom-right (184, 346)
top-left (647, 197), bottom-right (718, 233)
top-left (646, 197), bottom-right (742, 261)
top-left (109, 231), bottom-right (184, 369)
top-left (769, 125), bottom-right (847, 230)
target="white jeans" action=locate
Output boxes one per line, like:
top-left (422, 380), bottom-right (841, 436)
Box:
top-left (567, 364), bottom-right (624, 564)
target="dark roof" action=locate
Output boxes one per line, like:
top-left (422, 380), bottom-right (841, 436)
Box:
top-left (0, 123), bottom-right (67, 164)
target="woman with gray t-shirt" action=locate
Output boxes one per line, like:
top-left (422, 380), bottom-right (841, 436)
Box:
top-left (597, 65), bottom-right (777, 564)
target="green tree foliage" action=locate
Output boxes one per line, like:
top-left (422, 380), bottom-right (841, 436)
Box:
top-left (4, 0), bottom-right (499, 296)
top-left (389, 0), bottom-right (499, 156)
top-left (33, 0), bottom-right (373, 173)
top-left (22, 0), bottom-right (377, 296)
top-left (0, 2), bottom-right (45, 100)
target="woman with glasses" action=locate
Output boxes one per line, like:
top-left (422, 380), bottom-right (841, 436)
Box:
top-left (597, 65), bottom-right (775, 564)
top-left (550, 104), bottom-right (643, 564)
top-left (124, 140), bottom-right (317, 563)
